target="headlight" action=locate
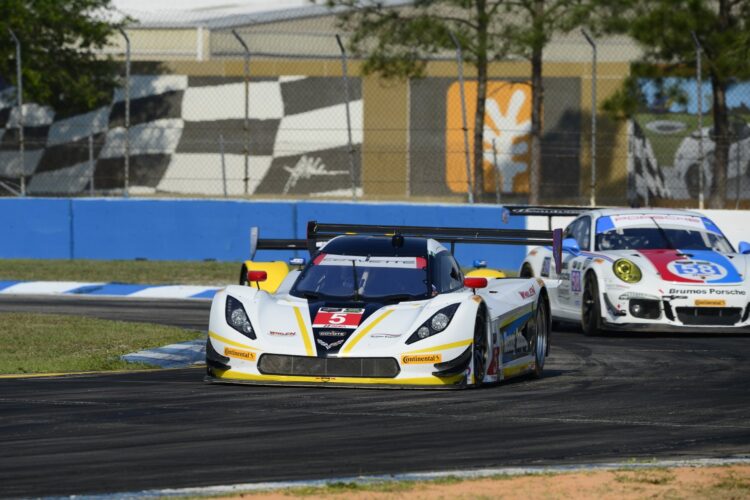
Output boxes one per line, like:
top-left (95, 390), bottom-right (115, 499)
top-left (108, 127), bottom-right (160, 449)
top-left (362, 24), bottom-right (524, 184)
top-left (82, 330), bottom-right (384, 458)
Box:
top-left (225, 295), bottom-right (256, 339)
top-left (613, 258), bottom-right (642, 283)
top-left (406, 304), bottom-right (460, 344)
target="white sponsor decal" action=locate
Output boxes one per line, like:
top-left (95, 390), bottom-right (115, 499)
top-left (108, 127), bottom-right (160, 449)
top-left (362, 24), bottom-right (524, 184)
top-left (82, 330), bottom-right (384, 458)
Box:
top-left (610, 214), bottom-right (704, 230)
top-left (317, 254), bottom-right (425, 269)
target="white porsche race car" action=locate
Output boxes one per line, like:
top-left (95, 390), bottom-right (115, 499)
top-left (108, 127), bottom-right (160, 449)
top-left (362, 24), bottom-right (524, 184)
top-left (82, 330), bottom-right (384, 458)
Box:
top-left (517, 207), bottom-right (750, 335)
top-left (206, 221), bottom-right (563, 389)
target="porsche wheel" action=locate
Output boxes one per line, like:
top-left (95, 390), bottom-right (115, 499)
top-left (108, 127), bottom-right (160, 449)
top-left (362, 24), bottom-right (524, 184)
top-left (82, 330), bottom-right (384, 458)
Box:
top-left (520, 263), bottom-right (534, 278)
top-left (471, 310), bottom-right (488, 387)
top-left (239, 264), bottom-right (248, 286)
top-left (531, 299), bottom-right (549, 378)
top-left (581, 272), bottom-right (603, 336)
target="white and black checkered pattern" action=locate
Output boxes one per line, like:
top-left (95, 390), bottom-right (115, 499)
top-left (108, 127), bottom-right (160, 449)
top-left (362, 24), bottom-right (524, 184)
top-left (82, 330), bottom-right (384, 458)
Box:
top-left (0, 75), bottom-right (362, 196)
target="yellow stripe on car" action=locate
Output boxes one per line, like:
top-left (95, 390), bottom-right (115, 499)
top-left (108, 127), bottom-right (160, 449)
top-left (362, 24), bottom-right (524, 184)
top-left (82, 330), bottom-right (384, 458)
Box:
top-left (404, 339), bottom-right (472, 354)
top-left (293, 306), bottom-right (315, 356)
top-left (208, 331), bottom-right (257, 350)
top-left (339, 309), bottom-right (394, 356)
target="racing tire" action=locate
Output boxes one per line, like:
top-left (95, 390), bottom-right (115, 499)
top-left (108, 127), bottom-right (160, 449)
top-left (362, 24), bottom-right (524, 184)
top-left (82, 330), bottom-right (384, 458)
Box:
top-left (519, 263), bottom-right (534, 278)
top-left (581, 272), bottom-right (603, 336)
top-left (471, 309), bottom-right (488, 387)
top-left (239, 264), bottom-right (248, 286)
top-left (530, 298), bottom-right (549, 379)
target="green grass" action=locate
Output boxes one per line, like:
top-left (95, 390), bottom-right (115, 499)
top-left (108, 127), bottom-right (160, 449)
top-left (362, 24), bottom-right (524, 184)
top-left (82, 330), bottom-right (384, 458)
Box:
top-left (0, 313), bottom-right (200, 374)
top-left (0, 259), bottom-right (239, 286)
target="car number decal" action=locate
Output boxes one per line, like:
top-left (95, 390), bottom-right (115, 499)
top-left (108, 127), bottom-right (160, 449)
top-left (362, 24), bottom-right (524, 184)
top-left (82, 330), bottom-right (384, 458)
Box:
top-left (312, 307), bottom-right (365, 329)
top-left (571, 270), bottom-right (582, 293)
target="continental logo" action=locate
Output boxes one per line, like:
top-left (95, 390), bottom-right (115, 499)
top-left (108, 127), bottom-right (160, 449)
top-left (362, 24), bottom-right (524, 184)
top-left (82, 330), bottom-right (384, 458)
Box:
top-left (695, 299), bottom-right (726, 307)
top-left (401, 353), bottom-right (442, 365)
top-left (224, 347), bottom-right (257, 361)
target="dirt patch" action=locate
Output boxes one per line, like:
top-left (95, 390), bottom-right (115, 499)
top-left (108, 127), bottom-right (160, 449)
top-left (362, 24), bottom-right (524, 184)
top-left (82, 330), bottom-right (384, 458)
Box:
top-left (215, 464), bottom-right (750, 499)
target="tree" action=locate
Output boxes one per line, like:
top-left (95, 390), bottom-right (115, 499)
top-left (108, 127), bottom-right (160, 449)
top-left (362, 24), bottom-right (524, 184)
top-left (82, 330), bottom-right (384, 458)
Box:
top-left (0, 0), bottom-right (122, 114)
top-left (598, 0), bottom-right (750, 208)
top-left (501, 0), bottom-right (590, 203)
top-left (327, 0), bottom-right (512, 202)
top-left (327, 0), bottom-right (589, 203)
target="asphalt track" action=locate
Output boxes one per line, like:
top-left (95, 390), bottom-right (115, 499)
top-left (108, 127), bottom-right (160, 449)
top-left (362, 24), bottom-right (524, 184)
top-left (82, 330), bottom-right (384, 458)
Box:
top-left (1, 296), bottom-right (750, 498)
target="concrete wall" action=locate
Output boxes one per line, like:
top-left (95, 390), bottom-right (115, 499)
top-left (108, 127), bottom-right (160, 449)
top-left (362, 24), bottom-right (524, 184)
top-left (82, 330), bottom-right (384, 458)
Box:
top-left (0, 199), bottom-right (526, 270)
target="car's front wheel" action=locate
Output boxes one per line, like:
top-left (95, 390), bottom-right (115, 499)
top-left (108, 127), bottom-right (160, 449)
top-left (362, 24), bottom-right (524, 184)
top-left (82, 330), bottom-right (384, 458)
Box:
top-left (471, 309), bottom-right (488, 387)
top-left (581, 272), bottom-right (603, 336)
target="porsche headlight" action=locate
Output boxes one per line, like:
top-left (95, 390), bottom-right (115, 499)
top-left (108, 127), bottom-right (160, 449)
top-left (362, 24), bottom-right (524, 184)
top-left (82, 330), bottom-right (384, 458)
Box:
top-left (406, 304), bottom-right (460, 344)
top-left (613, 258), bottom-right (642, 284)
top-left (225, 295), bottom-right (256, 339)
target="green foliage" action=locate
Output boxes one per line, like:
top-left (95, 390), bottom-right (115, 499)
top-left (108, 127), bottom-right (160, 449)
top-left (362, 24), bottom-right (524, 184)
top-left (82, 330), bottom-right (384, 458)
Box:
top-left (0, 0), bottom-right (123, 114)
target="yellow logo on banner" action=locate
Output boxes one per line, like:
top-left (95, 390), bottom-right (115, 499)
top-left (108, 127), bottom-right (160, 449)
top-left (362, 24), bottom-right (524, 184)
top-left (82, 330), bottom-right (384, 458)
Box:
top-left (401, 354), bottom-right (442, 365)
top-left (446, 81), bottom-right (532, 194)
top-left (224, 347), bottom-right (257, 361)
top-left (695, 299), bottom-right (726, 307)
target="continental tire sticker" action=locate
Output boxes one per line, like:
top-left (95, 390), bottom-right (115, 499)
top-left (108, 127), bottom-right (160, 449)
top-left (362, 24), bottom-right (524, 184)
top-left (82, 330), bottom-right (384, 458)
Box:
top-left (401, 354), bottom-right (442, 364)
top-left (224, 347), bottom-right (257, 361)
top-left (695, 299), bottom-right (726, 307)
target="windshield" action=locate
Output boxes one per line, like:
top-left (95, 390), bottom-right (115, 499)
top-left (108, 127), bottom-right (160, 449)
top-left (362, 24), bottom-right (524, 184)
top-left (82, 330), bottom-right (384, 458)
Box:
top-left (291, 253), bottom-right (430, 301)
top-left (596, 227), bottom-right (733, 252)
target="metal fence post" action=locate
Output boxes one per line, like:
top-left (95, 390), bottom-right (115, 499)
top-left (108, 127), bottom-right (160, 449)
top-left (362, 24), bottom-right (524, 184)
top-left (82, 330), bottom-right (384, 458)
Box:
top-left (232, 29), bottom-right (251, 196)
top-left (492, 138), bottom-right (501, 204)
top-left (691, 32), bottom-right (704, 210)
top-left (89, 133), bottom-right (95, 196)
top-left (449, 32), bottom-right (474, 204)
top-left (219, 133), bottom-right (228, 198)
top-left (335, 34), bottom-right (357, 201)
top-left (118, 28), bottom-right (131, 198)
top-left (8, 29), bottom-right (25, 197)
top-left (582, 29), bottom-right (597, 207)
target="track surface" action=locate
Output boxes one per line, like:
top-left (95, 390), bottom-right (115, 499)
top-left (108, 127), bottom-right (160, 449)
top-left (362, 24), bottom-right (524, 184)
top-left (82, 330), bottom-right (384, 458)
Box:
top-left (1, 296), bottom-right (749, 497)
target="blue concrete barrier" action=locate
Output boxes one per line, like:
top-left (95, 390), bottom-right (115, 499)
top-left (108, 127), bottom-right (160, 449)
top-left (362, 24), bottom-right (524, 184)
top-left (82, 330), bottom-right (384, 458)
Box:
top-left (0, 198), bottom-right (72, 259)
top-left (0, 198), bottom-right (527, 270)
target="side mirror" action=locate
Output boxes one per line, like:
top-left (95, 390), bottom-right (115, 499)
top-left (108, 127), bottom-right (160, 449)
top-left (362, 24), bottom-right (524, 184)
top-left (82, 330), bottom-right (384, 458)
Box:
top-left (562, 237), bottom-right (581, 255)
top-left (247, 270), bottom-right (268, 287)
top-left (739, 241), bottom-right (750, 255)
top-left (464, 277), bottom-right (488, 291)
top-left (472, 259), bottom-right (487, 269)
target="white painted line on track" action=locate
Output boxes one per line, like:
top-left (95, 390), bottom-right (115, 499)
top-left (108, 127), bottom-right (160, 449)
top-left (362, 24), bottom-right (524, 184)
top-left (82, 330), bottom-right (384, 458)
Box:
top-left (127, 285), bottom-right (219, 298)
top-left (0, 281), bottom-right (104, 294)
top-left (53, 457), bottom-right (750, 499)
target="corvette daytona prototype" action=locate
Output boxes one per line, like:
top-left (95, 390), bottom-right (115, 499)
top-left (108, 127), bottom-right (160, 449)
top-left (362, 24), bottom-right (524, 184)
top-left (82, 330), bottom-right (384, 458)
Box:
top-left (206, 222), bottom-right (562, 389)
top-left (518, 207), bottom-right (750, 334)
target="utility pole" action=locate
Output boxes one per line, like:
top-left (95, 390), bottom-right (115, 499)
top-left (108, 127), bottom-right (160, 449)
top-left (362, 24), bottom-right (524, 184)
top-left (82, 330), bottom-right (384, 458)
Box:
top-left (8, 29), bottom-right (25, 196)
top-left (232, 29), bottom-right (251, 195)
top-left (692, 31), bottom-right (705, 210)
top-left (582, 29), bottom-right (597, 207)
top-left (118, 28), bottom-right (131, 198)
top-left (449, 32), bottom-right (474, 204)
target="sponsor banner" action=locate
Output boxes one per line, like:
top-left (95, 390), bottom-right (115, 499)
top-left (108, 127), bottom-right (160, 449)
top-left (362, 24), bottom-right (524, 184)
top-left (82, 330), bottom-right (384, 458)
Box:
top-left (314, 254), bottom-right (427, 269)
top-left (224, 347), bottom-right (257, 361)
top-left (401, 353), bottom-right (442, 364)
top-left (312, 307), bottom-right (365, 329)
top-left (607, 214), bottom-right (705, 231)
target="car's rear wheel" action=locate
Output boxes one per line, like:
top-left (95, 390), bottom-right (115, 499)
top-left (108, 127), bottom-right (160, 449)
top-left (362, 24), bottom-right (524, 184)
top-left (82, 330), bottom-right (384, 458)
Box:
top-left (239, 264), bottom-right (248, 286)
top-left (520, 263), bottom-right (534, 278)
top-left (472, 309), bottom-right (488, 387)
top-left (581, 272), bottom-right (603, 336)
top-left (531, 298), bottom-right (549, 378)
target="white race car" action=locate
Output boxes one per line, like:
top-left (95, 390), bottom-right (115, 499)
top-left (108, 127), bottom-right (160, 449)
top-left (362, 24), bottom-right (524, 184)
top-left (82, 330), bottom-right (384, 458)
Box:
top-left (517, 207), bottom-right (750, 335)
top-left (206, 221), bottom-right (562, 389)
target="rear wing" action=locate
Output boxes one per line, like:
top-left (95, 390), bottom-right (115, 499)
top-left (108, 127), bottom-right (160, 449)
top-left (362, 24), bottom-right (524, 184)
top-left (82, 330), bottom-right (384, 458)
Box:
top-left (306, 221), bottom-right (563, 274)
top-left (249, 227), bottom-right (307, 260)
top-left (503, 205), bottom-right (600, 230)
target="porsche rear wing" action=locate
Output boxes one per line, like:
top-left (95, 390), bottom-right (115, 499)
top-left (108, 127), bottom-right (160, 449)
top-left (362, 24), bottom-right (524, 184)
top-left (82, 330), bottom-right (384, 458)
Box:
top-left (503, 205), bottom-right (602, 230)
top-left (306, 221), bottom-right (563, 274)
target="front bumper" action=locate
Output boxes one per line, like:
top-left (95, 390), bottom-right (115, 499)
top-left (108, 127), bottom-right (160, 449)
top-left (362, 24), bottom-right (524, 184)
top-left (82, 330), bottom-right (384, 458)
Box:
top-left (603, 284), bottom-right (750, 333)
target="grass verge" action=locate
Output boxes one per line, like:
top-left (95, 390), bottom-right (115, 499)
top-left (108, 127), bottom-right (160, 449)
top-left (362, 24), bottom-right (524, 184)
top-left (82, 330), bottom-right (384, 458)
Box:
top-left (0, 259), bottom-right (239, 286)
top-left (0, 312), bottom-right (199, 374)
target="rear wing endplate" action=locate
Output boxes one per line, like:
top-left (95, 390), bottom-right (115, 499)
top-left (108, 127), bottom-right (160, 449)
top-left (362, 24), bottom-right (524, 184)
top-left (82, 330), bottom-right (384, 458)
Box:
top-left (307, 221), bottom-right (563, 275)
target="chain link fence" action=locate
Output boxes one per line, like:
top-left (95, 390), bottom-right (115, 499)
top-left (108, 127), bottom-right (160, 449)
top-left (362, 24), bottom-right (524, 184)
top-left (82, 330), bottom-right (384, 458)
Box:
top-left (1, 10), bottom-right (748, 208)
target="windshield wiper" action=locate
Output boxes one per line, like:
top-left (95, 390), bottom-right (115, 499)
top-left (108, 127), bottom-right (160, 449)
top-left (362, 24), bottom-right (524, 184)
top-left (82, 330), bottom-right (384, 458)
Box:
top-left (650, 216), bottom-right (676, 250)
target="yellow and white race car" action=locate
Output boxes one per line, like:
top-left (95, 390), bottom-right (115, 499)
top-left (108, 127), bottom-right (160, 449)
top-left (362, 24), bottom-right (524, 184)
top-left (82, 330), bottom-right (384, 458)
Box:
top-left (207, 221), bottom-right (562, 389)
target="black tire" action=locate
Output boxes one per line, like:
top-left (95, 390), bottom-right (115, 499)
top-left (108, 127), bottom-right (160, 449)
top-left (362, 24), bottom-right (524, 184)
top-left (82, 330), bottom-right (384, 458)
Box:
top-left (520, 263), bottom-right (534, 278)
top-left (530, 297), bottom-right (549, 379)
top-left (581, 272), bottom-right (603, 336)
top-left (239, 264), bottom-right (248, 286)
top-left (472, 309), bottom-right (488, 387)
